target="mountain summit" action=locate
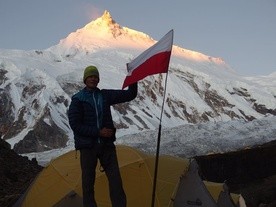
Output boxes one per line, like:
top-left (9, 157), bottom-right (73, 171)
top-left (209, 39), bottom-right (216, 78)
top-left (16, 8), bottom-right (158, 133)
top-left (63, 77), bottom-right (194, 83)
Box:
top-left (49, 10), bottom-right (229, 68)
top-left (84, 10), bottom-right (122, 34)
top-left (48, 10), bottom-right (154, 55)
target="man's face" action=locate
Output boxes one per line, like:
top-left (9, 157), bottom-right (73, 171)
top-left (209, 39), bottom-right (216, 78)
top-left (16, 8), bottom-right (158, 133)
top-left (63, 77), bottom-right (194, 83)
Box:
top-left (85, 75), bottom-right (99, 89)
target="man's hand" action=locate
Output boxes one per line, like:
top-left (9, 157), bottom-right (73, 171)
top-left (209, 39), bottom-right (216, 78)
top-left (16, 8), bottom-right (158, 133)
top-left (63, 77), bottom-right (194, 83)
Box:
top-left (99, 127), bottom-right (115, 138)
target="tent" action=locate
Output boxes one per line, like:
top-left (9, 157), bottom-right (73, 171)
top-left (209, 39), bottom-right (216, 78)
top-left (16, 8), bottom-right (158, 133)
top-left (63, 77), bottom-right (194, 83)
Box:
top-left (217, 184), bottom-right (238, 207)
top-left (14, 145), bottom-right (189, 207)
top-left (14, 145), bottom-right (239, 207)
top-left (173, 159), bottom-right (239, 207)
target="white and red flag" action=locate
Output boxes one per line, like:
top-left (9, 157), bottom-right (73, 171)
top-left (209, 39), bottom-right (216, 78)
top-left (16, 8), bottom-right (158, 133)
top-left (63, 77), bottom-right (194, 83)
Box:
top-left (122, 30), bottom-right (174, 89)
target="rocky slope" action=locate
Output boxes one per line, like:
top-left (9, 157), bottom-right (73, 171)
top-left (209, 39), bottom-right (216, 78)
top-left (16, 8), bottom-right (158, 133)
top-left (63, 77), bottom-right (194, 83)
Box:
top-left (196, 140), bottom-right (276, 207)
top-left (0, 138), bottom-right (42, 207)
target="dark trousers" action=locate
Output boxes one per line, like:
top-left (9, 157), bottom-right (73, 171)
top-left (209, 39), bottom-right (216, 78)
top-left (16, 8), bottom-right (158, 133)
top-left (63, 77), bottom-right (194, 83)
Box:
top-left (80, 144), bottom-right (126, 207)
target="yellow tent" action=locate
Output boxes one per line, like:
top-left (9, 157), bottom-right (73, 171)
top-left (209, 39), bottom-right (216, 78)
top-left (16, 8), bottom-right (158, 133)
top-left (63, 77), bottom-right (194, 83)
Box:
top-left (14, 145), bottom-right (239, 207)
top-left (15, 145), bottom-right (189, 207)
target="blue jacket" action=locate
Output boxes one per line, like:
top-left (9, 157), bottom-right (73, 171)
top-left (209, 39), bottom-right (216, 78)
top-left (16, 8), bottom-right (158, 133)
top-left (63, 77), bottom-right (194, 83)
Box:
top-left (68, 83), bottom-right (137, 149)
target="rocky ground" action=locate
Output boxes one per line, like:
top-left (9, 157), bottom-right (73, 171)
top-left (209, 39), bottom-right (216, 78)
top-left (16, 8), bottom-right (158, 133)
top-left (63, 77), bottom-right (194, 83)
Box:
top-left (0, 138), bottom-right (43, 207)
top-left (0, 138), bottom-right (275, 207)
top-left (196, 140), bottom-right (276, 207)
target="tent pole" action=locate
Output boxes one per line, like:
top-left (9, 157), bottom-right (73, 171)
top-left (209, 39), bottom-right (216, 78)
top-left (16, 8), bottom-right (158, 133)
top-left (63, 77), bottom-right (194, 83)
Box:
top-left (151, 72), bottom-right (169, 207)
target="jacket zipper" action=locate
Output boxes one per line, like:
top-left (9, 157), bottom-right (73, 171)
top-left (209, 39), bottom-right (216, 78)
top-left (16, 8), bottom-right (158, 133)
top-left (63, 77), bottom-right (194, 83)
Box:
top-left (92, 92), bottom-right (100, 143)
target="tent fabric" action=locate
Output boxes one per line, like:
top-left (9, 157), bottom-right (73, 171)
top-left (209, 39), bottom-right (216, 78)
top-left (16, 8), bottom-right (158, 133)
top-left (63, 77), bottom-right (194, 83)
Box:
top-left (15, 145), bottom-right (189, 207)
top-left (53, 191), bottom-right (82, 207)
top-left (217, 184), bottom-right (238, 207)
top-left (173, 159), bottom-right (239, 207)
top-left (173, 159), bottom-right (219, 207)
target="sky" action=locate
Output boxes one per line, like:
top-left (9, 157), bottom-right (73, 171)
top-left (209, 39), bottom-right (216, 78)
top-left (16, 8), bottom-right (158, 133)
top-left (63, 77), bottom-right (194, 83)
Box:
top-left (0, 0), bottom-right (276, 76)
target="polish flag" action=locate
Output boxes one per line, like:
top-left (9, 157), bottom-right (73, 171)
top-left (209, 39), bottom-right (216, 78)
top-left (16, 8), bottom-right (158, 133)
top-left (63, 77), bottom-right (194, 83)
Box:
top-left (122, 30), bottom-right (174, 89)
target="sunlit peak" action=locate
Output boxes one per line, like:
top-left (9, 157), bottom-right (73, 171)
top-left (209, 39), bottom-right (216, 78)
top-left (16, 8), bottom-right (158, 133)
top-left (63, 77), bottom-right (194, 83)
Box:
top-left (101, 10), bottom-right (113, 22)
top-left (93, 10), bottom-right (116, 26)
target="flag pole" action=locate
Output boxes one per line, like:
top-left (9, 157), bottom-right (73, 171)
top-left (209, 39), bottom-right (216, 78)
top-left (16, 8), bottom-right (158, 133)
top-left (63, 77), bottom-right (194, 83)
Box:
top-left (151, 72), bottom-right (169, 207)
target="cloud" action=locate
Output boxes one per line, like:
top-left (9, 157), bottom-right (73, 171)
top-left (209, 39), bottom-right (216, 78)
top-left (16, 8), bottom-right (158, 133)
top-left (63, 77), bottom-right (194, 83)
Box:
top-left (79, 2), bottom-right (102, 22)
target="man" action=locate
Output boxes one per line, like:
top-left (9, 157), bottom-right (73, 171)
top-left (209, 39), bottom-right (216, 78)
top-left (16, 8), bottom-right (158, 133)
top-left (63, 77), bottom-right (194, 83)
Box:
top-left (68, 65), bottom-right (137, 207)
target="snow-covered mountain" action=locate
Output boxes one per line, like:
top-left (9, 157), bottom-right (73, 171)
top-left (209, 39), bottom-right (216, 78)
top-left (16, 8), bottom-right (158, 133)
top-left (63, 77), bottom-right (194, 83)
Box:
top-left (0, 11), bottom-right (275, 157)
